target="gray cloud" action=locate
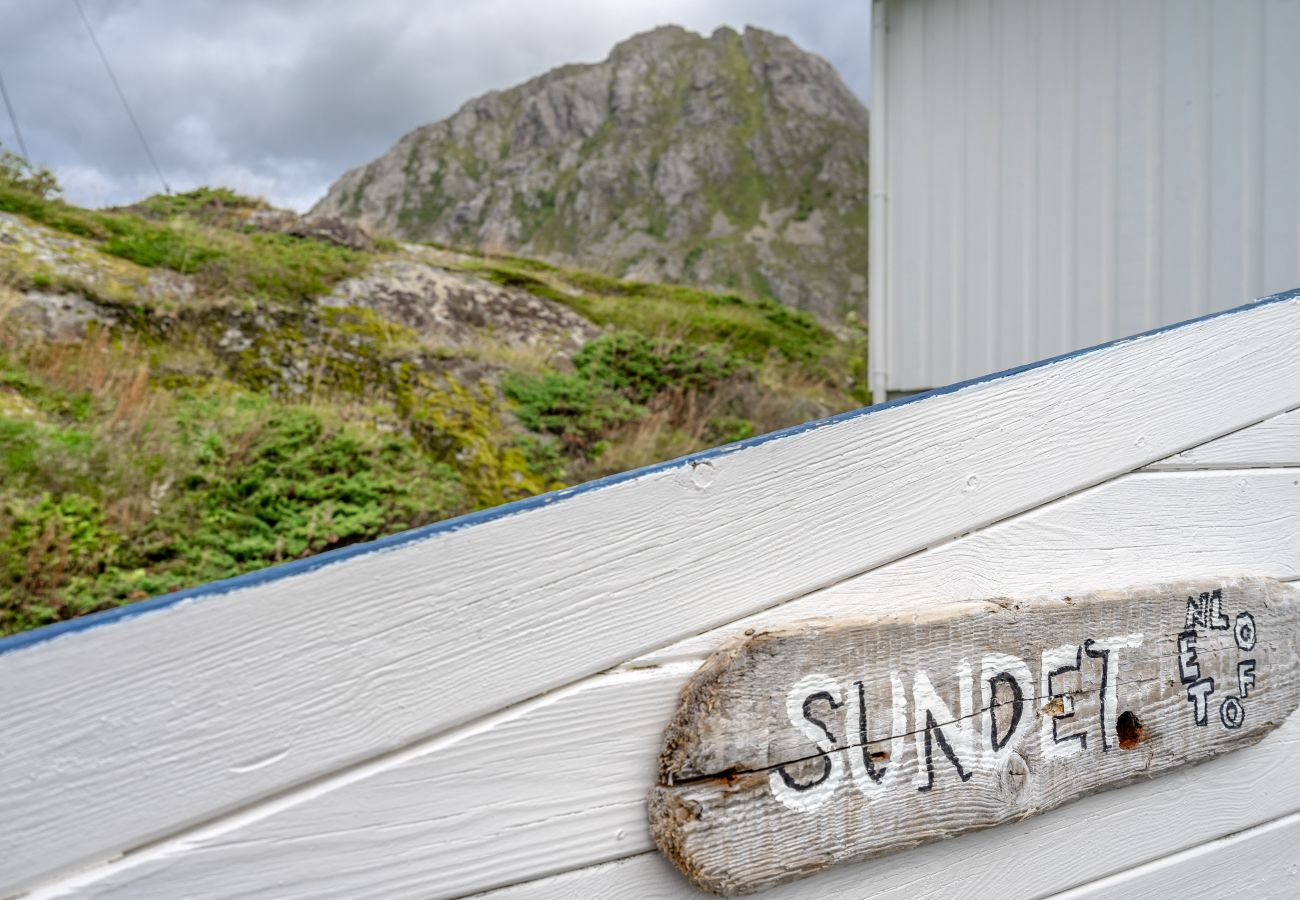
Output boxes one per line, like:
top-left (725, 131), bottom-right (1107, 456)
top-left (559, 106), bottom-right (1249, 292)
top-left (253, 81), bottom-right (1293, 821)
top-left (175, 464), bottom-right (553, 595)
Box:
top-left (0, 0), bottom-right (869, 210)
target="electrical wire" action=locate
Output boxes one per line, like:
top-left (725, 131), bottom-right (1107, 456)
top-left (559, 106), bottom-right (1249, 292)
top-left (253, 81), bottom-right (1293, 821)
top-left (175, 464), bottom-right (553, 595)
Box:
top-left (0, 62), bottom-right (30, 161)
top-left (72, 0), bottom-right (170, 194)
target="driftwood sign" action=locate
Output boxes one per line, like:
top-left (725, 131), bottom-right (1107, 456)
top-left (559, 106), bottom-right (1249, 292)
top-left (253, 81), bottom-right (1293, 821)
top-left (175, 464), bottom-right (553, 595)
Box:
top-left (648, 577), bottom-right (1300, 895)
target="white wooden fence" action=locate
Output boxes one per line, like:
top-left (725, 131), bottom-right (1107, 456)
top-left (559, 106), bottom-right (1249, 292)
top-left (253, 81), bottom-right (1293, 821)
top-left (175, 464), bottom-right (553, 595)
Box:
top-left (3, 288), bottom-right (1299, 899)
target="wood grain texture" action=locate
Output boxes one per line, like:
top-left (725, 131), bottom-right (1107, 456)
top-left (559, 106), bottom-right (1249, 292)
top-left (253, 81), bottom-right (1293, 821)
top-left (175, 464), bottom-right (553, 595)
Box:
top-left (4, 295), bottom-right (1299, 894)
top-left (1146, 406), bottom-right (1300, 470)
top-left (1049, 811), bottom-right (1300, 899)
top-left (473, 715), bottom-right (1300, 899)
top-left (649, 578), bottom-right (1300, 895)
top-left (25, 667), bottom-right (687, 900)
top-left (20, 470), bottom-right (1300, 899)
top-left (632, 469), bottom-right (1300, 667)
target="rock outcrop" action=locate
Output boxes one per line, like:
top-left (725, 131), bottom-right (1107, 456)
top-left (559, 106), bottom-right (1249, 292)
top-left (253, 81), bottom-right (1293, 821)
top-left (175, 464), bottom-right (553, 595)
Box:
top-left (286, 215), bottom-right (376, 252)
top-left (313, 26), bottom-right (869, 321)
top-left (321, 258), bottom-right (598, 356)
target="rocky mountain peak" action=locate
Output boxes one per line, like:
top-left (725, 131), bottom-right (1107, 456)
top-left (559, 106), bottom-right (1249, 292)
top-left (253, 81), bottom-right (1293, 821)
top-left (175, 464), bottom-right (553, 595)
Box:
top-left (313, 25), bottom-right (869, 320)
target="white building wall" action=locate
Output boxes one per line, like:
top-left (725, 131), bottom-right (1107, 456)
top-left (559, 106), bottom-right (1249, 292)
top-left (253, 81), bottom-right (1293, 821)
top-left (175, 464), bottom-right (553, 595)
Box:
top-left (3, 291), bottom-right (1299, 898)
top-left (870, 0), bottom-right (1300, 397)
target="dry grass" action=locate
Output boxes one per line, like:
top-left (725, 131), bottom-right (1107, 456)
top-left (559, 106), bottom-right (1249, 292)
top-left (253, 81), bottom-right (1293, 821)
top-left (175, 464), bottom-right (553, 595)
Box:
top-left (28, 332), bottom-right (166, 429)
top-left (0, 281), bottom-right (25, 345)
top-left (450, 335), bottom-right (569, 375)
top-left (589, 379), bottom-right (745, 475)
top-left (589, 363), bottom-right (849, 477)
top-left (19, 332), bottom-right (180, 532)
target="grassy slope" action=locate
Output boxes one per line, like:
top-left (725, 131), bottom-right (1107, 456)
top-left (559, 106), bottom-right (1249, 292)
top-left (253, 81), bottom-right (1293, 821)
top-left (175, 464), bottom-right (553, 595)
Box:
top-left (0, 183), bottom-right (866, 636)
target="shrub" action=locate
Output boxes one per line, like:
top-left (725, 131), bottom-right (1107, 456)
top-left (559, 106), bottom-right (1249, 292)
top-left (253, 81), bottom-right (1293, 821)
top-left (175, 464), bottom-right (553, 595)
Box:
top-left (0, 366), bottom-right (474, 636)
top-left (503, 369), bottom-right (643, 447)
top-left (574, 332), bottom-right (741, 403)
top-left (133, 187), bottom-right (265, 219)
top-left (503, 332), bottom-right (744, 451)
top-left (0, 144), bottom-right (60, 199)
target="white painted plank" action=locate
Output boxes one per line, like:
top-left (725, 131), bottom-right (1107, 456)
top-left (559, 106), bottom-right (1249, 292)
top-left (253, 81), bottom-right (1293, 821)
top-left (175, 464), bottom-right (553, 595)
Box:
top-left (1147, 406), bottom-right (1300, 470)
top-left (29, 468), bottom-right (1300, 899)
top-left (23, 666), bottom-right (686, 900)
top-left (467, 855), bottom-right (680, 900)
top-left (4, 295), bottom-right (1299, 893)
top-left (634, 468), bottom-right (1300, 666)
top-left (470, 714), bottom-right (1300, 899)
top-left (1049, 810), bottom-right (1300, 899)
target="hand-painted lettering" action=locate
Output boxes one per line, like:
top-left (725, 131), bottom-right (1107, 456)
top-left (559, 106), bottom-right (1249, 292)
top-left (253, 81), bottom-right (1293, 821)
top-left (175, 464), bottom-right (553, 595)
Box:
top-left (1235, 612), bottom-right (1256, 651)
top-left (981, 651), bottom-right (1033, 762)
top-left (771, 674), bottom-right (845, 812)
top-left (1180, 597), bottom-right (1258, 730)
top-left (848, 673), bottom-right (906, 796)
top-left (1040, 644), bottom-right (1086, 758)
top-left (1238, 660), bottom-right (1256, 698)
top-left (912, 665), bottom-right (974, 792)
top-left (766, 589), bottom-right (1268, 810)
top-left (1187, 677), bottom-right (1214, 726)
top-left (1084, 633), bottom-right (1144, 752)
top-left (1178, 630), bottom-right (1200, 684)
top-left (985, 671), bottom-right (1024, 752)
top-left (1219, 695), bottom-right (1245, 729)
top-left (1186, 589), bottom-right (1228, 629)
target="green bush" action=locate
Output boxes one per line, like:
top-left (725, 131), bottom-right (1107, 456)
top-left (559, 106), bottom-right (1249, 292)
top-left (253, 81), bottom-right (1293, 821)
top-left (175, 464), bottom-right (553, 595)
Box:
top-left (504, 332), bottom-right (744, 450)
top-left (149, 405), bottom-right (465, 569)
top-left (0, 144), bottom-right (60, 199)
top-left (102, 222), bottom-right (224, 272)
top-left (133, 187), bottom-right (265, 219)
top-left (573, 332), bottom-right (741, 402)
top-left (0, 493), bottom-right (116, 633)
top-left (502, 368), bottom-right (643, 446)
top-left (0, 387), bottom-right (471, 636)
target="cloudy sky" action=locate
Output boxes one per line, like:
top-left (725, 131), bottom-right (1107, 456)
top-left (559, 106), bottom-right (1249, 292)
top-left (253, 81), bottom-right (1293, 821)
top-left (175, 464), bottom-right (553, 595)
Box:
top-left (0, 1), bottom-right (870, 211)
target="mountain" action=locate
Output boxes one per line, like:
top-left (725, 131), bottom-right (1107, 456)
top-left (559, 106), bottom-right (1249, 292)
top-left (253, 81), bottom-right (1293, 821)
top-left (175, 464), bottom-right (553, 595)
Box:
top-left (313, 25), bottom-right (870, 321)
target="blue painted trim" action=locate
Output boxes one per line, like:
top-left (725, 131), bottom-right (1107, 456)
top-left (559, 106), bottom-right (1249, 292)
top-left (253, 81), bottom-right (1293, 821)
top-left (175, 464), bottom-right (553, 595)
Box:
top-left (3, 287), bottom-right (1298, 658)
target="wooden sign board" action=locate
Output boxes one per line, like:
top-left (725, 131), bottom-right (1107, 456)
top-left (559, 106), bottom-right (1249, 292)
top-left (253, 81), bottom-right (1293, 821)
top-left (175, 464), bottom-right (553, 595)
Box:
top-left (648, 577), bottom-right (1300, 895)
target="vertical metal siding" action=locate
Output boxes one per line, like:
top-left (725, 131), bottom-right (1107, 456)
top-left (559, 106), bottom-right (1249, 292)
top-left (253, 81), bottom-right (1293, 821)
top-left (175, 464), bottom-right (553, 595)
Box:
top-left (877, 0), bottom-right (1300, 394)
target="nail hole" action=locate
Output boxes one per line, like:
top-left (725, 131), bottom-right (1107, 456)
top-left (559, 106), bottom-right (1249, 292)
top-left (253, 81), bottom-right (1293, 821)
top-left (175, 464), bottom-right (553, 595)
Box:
top-left (1117, 710), bottom-right (1145, 749)
top-left (870, 750), bottom-right (889, 761)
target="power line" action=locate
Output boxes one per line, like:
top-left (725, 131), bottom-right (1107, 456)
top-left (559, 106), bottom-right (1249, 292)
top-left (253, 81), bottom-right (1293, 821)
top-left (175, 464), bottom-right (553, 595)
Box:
top-left (73, 0), bottom-right (170, 194)
top-left (0, 62), bottom-right (30, 162)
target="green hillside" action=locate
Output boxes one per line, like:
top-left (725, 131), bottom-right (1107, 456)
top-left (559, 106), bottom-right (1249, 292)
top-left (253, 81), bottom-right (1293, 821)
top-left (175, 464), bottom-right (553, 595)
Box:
top-left (0, 157), bottom-right (866, 636)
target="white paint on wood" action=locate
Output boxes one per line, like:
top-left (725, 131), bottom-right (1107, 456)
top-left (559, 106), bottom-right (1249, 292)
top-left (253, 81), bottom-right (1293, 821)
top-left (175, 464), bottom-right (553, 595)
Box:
top-left (21, 666), bottom-right (689, 900)
top-left (3, 294), bottom-right (1296, 894)
top-left (1049, 811), bottom-right (1300, 899)
top-left (24, 469), bottom-right (1300, 899)
top-left (1147, 406), bottom-right (1300, 470)
top-left (632, 468), bottom-right (1300, 667)
top-left (469, 716), bottom-right (1300, 899)
top-left (49, 699), bottom-right (1300, 900)
top-left (649, 579), bottom-right (1300, 894)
